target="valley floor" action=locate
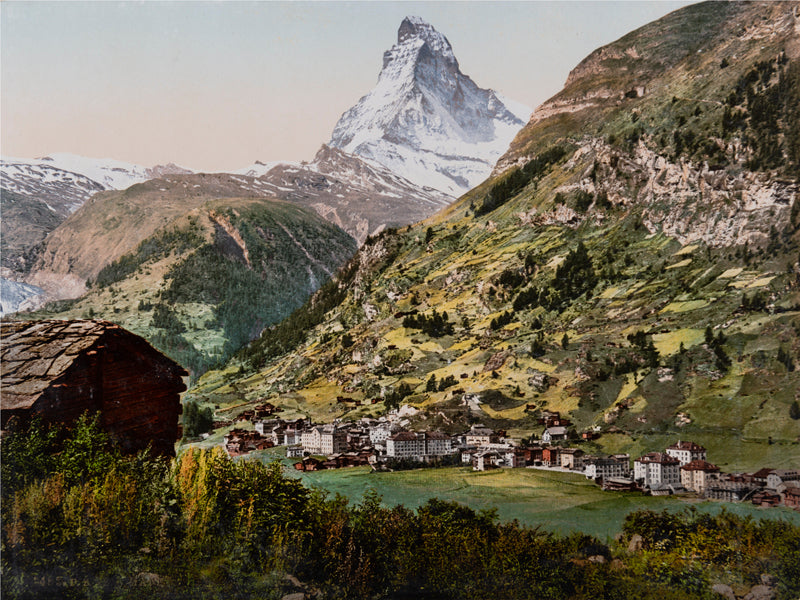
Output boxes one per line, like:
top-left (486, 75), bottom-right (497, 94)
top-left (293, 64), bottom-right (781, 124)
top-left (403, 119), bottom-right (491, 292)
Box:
top-left (248, 447), bottom-right (800, 540)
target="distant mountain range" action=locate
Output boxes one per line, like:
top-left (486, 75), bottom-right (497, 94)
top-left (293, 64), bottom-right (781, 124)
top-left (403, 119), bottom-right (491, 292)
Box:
top-left (2, 15), bottom-right (528, 322)
top-left (251, 144), bottom-right (451, 245)
top-left (0, 155), bottom-right (194, 272)
top-left (26, 183), bottom-right (358, 377)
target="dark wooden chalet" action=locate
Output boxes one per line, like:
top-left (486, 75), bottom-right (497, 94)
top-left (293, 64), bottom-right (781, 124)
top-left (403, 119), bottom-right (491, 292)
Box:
top-left (1, 319), bottom-right (187, 456)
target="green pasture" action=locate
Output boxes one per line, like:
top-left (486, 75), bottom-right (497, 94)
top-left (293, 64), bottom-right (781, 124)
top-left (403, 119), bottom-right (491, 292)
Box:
top-left (285, 465), bottom-right (800, 541)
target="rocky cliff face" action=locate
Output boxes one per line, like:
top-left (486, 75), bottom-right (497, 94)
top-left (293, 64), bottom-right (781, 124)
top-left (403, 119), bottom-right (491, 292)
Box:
top-left (494, 1), bottom-right (800, 248)
top-left (329, 16), bottom-right (530, 196)
top-left (556, 138), bottom-right (797, 248)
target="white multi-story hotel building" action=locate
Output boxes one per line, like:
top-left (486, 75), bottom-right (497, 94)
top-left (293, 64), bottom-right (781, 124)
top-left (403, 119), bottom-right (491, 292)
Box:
top-left (634, 452), bottom-right (681, 488)
top-left (666, 441), bottom-right (706, 466)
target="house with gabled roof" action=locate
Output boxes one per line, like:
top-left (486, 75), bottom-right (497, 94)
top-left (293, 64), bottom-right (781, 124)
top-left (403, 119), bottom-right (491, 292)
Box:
top-left (542, 426), bottom-right (568, 443)
top-left (465, 424), bottom-right (495, 446)
top-left (1, 319), bottom-right (187, 456)
top-left (766, 469), bottom-right (800, 490)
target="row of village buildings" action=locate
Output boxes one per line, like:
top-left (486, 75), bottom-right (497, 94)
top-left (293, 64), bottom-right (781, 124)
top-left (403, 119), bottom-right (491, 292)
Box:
top-left (222, 410), bottom-right (800, 510)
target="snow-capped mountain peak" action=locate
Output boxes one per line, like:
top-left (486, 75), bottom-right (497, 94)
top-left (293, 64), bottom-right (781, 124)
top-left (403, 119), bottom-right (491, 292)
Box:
top-left (393, 16), bottom-right (457, 68)
top-left (329, 16), bottom-right (530, 196)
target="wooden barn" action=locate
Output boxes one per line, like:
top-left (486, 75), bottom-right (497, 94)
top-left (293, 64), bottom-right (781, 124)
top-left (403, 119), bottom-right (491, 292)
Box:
top-left (1, 319), bottom-right (187, 456)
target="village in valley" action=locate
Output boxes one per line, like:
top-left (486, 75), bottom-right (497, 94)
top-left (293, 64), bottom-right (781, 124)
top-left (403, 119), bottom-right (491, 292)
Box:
top-left (219, 404), bottom-right (800, 512)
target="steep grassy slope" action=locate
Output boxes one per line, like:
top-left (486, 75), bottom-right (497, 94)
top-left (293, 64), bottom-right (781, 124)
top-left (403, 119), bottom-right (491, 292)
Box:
top-left (188, 2), bottom-right (800, 469)
top-left (29, 198), bottom-right (357, 377)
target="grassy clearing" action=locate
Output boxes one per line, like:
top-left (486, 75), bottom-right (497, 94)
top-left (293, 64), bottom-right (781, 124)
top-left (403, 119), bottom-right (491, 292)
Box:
top-left (652, 328), bottom-right (705, 355)
top-left (666, 258), bottom-right (692, 270)
top-left (660, 299), bottom-right (710, 314)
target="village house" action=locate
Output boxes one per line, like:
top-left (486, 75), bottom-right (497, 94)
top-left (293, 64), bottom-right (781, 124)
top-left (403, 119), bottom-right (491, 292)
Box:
top-left (559, 448), bottom-right (585, 470)
top-left (386, 430), bottom-right (453, 460)
top-left (666, 440), bottom-right (706, 466)
top-left (526, 445), bottom-right (544, 464)
top-left (542, 426), bottom-right (569, 443)
top-left (542, 446), bottom-right (560, 467)
top-left (369, 421), bottom-right (396, 445)
top-left (294, 457), bottom-right (324, 472)
top-left (634, 452), bottom-right (681, 490)
top-left (465, 424), bottom-right (496, 446)
top-left (473, 449), bottom-right (501, 471)
top-left (0, 319), bottom-right (187, 456)
top-left (425, 430), bottom-right (454, 457)
top-left (766, 469), bottom-right (800, 490)
top-left (538, 411), bottom-right (571, 428)
top-left (386, 431), bottom-right (426, 459)
top-left (680, 459), bottom-right (719, 494)
top-left (346, 426), bottom-right (371, 450)
top-left (301, 426), bottom-right (323, 454)
top-left (601, 477), bottom-right (638, 492)
top-left (584, 455), bottom-right (631, 482)
top-left (301, 423), bottom-right (348, 455)
top-left (503, 448), bottom-right (527, 468)
top-left (286, 444), bottom-right (304, 458)
top-left (320, 424), bottom-right (348, 455)
top-left (704, 474), bottom-right (758, 502)
top-left (782, 481), bottom-right (800, 509)
top-left (461, 446), bottom-right (479, 464)
top-left (748, 467), bottom-right (773, 487)
top-left (751, 489), bottom-right (782, 507)
top-left (224, 428), bottom-right (274, 456)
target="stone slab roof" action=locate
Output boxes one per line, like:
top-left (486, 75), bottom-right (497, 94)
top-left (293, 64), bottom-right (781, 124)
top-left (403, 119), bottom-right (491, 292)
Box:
top-left (1, 319), bottom-right (186, 412)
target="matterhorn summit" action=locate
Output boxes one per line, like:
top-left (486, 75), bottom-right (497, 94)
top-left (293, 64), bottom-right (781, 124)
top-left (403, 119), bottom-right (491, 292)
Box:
top-left (329, 16), bottom-right (530, 196)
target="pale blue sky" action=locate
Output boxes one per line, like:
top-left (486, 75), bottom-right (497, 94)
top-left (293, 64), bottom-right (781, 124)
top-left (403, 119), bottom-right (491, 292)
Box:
top-left (2, 1), bottom-right (695, 171)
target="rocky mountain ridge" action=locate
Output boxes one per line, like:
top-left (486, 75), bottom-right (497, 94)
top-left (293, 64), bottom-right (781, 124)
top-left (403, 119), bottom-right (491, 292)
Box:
top-left (3, 153), bottom-right (193, 191)
top-left (252, 144), bottom-right (451, 244)
top-left (28, 172), bottom-right (285, 297)
top-left (0, 155), bottom-right (195, 308)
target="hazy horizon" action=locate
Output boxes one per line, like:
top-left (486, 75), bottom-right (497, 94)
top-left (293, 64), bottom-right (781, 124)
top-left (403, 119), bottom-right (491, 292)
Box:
top-left (2, 1), bottom-right (695, 172)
